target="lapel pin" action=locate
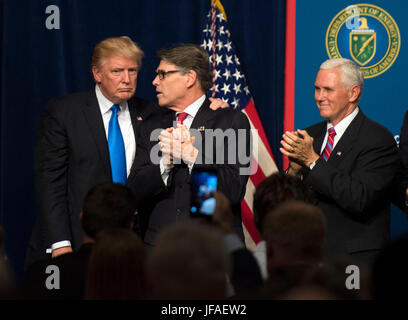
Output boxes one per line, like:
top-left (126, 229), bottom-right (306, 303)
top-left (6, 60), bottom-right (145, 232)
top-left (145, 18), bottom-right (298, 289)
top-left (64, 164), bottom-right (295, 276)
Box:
top-left (198, 126), bottom-right (205, 131)
top-left (137, 116), bottom-right (143, 121)
top-left (337, 151), bottom-right (342, 156)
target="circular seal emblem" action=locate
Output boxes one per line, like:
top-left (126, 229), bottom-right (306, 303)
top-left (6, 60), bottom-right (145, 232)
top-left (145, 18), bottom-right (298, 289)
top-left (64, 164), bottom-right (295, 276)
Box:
top-left (326, 4), bottom-right (401, 78)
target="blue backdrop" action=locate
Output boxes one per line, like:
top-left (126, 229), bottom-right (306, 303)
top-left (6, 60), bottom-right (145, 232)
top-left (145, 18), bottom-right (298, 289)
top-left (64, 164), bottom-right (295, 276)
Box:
top-left (0, 0), bottom-right (285, 279)
top-left (294, 1), bottom-right (408, 239)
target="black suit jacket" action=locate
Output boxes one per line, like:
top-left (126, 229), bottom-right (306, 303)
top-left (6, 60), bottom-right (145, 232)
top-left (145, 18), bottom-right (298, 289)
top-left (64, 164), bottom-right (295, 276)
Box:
top-left (130, 98), bottom-right (251, 244)
top-left (27, 90), bottom-right (157, 266)
top-left (301, 110), bottom-right (399, 260)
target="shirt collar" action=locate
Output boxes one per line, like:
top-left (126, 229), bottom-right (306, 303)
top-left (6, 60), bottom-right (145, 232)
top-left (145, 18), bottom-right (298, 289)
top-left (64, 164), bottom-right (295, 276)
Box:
top-left (95, 84), bottom-right (128, 114)
top-left (176, 95), bottom-right (206, 118)
top-left (327, 106), bottom-right (359, 137)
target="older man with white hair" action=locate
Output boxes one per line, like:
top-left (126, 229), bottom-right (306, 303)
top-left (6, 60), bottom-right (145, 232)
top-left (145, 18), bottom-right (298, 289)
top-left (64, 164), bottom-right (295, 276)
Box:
top-left (280, 58), bottom-right (400, 264)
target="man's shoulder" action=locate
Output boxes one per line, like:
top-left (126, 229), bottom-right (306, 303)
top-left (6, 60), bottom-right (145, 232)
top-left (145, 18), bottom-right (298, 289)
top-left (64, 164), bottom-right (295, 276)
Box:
top-left (45, 90), bottom-right (95, 113)
top-left (128, 96), bottom-right (159, 119)
top-left (209, 107), bottom-right (250, 127)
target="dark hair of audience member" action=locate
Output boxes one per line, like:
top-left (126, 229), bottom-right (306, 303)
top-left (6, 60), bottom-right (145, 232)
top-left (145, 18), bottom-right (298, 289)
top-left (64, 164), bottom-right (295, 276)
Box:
top-left (81, 183), bottom-right (137, 238)
top-left (85, 228), bottom-right (146, 300)
top-left (253, 172), bottom-right (316, 237)
top-left (146, 221), bottom-right (229, 300)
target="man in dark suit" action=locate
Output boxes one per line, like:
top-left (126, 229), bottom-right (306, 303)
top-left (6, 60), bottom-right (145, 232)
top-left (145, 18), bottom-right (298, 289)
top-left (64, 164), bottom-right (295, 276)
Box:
top-left (24, 182), bottom-right (137, 299)
top-left (280, 58), bottom-right (400, 263)
top-left (131, 44), bottom-right (251, 245)
top-left (26, 37), bottom-right (157, 266)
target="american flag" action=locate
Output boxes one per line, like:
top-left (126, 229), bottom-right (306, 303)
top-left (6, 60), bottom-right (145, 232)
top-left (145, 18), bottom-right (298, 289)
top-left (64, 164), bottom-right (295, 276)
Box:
top-left (200, 0), bottom-right (278, 249)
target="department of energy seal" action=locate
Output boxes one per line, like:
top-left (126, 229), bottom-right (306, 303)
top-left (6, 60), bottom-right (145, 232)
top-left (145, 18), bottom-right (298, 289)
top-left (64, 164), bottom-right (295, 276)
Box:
top-left (326, 4), bottom-right (400, 78)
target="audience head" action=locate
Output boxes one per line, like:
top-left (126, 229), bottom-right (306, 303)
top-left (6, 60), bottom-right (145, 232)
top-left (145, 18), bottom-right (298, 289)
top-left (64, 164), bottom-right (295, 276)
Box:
top-left (263, 201), bottom-right (326, 274)
top-left (85, 228), bottom-right (146, 300)
top-left (146, 221), bottom-right (229, 299)
top-left (253, 172), bottom-right (316, 237)
top-left (81, 182), bottom-right (137, 239)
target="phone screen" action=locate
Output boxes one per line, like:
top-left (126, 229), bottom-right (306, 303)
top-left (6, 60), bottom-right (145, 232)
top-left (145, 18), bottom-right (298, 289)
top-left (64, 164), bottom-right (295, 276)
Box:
top-left (190, 170), bottom-right (218, 218)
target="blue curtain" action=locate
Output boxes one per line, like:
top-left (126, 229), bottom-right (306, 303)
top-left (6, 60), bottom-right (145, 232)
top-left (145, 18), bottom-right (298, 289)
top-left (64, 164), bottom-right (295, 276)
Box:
top-left (0, 0), bottom-right (286, 279)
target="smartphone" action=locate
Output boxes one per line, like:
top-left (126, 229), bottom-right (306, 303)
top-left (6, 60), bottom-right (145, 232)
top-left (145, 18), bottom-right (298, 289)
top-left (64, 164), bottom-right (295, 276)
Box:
top-left (190, 169), bottom-right (218, 218)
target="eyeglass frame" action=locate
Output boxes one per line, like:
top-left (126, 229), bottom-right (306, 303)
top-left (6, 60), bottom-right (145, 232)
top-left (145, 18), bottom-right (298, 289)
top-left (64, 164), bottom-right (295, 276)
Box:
top-left (155, 69), bottom-right (184, 80)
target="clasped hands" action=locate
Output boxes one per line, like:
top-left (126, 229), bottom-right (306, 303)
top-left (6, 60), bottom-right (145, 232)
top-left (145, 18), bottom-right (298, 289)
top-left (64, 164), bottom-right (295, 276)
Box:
top-left (280, 129), bottom-right (320, 174)
top-left (158, 124), bottom-right (198, 167)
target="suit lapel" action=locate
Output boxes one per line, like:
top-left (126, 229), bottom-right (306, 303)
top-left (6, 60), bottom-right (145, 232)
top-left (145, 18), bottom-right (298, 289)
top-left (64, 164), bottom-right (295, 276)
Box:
top-left (328, 110), bottom-right (365, 165)
top-left (311, 123), bottom-right (327, 155)
top-left (190, 98), bottom-right (216, 130)
top-left (81, 91), bottom-right (112, 179)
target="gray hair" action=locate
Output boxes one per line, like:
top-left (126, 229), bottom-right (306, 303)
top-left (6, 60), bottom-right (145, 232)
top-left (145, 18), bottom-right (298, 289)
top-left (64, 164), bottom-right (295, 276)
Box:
top-left (320, 58), bottom-right (364, 98)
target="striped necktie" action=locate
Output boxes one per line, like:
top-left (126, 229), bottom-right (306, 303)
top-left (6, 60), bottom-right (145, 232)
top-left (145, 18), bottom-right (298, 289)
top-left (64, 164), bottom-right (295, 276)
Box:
top-left (321, 127), bottom-right (336, 161)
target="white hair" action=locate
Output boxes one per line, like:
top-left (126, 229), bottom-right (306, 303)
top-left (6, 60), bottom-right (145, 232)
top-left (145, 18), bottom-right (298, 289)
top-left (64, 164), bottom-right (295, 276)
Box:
top-left (320, 58), bottom-right (364, 98)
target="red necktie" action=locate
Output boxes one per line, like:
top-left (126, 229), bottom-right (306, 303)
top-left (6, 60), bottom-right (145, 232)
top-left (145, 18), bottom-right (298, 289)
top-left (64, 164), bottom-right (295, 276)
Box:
top-left (321, 127), bottom-right (336, 161)
top-left (177, 112), bottom-right (189, 125)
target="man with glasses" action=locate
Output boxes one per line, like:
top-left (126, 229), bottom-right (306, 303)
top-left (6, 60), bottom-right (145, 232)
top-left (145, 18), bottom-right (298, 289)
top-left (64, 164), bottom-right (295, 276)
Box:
top-left (131, 44), bottom-right (251, 246)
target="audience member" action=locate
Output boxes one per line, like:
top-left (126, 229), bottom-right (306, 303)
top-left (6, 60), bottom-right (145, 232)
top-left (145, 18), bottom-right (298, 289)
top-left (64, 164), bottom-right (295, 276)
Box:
top-left (257, 201), bottom-right (326, 299)
top-left (212, 192), bottom-right (263, 296)
top-left (252, 172), bottom-right (316, 279)
top-left (146, 221), bottom-right (229, 300)
top-left (85, 228), bottom-right (146, 300)
top-left (24, 182), bottom-right (137, 299)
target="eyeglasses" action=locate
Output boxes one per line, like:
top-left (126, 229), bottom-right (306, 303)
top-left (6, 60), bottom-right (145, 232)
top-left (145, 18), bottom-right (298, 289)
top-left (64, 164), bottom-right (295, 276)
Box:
top-left (155, 69), bottom-right (182, 80)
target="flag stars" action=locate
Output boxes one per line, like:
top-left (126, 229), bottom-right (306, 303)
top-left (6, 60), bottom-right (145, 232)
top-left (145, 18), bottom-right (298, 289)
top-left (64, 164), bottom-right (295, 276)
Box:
top-left (224, 41), bottom-right (232, 52)
top-left (214, 69), bottom-right (221, 81)
top-left (231, 97), bottom-right (240, 109)
top-left (219, 25), bottom-right (225, 35)
top-left (234, 55), bottom-right (241, 65)
top-left (215, 54), bottom-right (223, 65)
top-left (233, 69), bottom-right (242, 81)
top-left (211, 84), bottom-right (220, 93)
top-left (233, 83), bottom-right (242, 94)
top-left (217, 13), bottom-right (225, 22)
top-left (221, 83), bottom-right (231, 95)
top-left (216, 40), bottom-right (224, 51)
top-left (225, 55), bottom-right (233, 65)
top-left (206, 39), bottom-right (213, 51)
top-left (244, 86), bottom-right (250, 95)
top-left (223, 69), bottom-right (231, 81)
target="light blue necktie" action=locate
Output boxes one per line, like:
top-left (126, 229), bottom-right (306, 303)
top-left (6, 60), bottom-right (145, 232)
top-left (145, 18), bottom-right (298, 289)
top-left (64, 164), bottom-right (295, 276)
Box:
top-left (108, 105), bottom-right (127, 185)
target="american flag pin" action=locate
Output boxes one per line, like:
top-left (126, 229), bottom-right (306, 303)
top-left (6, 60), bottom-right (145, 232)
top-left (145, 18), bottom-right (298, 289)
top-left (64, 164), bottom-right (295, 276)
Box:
top-left (198, 126), bottom-right (205, 131)
top-left (137, 116), bottom-right (143, 121)
top-left (337, 151), bottom-right (342, 156)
